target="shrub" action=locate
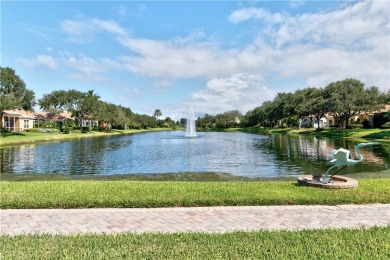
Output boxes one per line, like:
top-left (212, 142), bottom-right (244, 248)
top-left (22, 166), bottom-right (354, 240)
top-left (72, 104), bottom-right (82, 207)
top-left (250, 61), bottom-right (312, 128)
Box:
top-left (25, 128), bottom-right (59, 133)
top-left (348, 123), bottom-right (363, 129)
top-left (81, 127), bottom-right (92, 133)
top-left (72, 129), bottom-right (82, 134)
top-left (63, 119), bottom-right (77, 128)
top-left (381, 122), bottom-right (390, 129)
top-left (25, 128), bottom-right (38, 132)
top-left (36, 128), bottom-right (60, 133)
top-left (0, 127), bottom-right (9, 133)
top-left (35, 121), bottom-right (58, 128)
top-left (63, 127), bottom-right (73, 134)
top-left (362, 119), bottom-right (371, 129)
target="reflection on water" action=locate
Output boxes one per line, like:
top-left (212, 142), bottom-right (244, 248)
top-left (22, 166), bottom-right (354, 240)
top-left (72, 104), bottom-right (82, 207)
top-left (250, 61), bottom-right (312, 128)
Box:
top-left (0, 131), bottom-right (388, 178)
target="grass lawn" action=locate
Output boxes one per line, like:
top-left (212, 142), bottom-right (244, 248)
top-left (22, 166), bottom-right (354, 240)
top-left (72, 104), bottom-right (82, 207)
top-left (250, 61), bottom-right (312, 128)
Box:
top-left (1, 178), bottom-right (390, 209)
top-left (0, 127), bottom-right (179, 146)
top-left (1, 129), bottom-right (388, 259)
top-left (1, 227), bottom-right (389, 259)
top-left (254, 127), bottom-right (390, 142)
top-left (200, 127), bottom-right (390, 143)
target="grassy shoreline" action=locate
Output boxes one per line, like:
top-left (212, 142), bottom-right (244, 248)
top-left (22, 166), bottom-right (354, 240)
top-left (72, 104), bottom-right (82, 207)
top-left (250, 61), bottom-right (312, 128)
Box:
top-left (0, 127), bottom-right (181, 146)
top-left (243, 127), bottom-right (389, 142)
top-left (1, 127), bottom-right (388, 147)
top-left (1, 178), bottom-right (389, 209)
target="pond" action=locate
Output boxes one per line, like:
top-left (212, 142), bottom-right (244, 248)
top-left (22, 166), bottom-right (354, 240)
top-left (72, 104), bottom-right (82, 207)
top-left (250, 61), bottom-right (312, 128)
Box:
top-left (0, 131), bottom-right (389, 179)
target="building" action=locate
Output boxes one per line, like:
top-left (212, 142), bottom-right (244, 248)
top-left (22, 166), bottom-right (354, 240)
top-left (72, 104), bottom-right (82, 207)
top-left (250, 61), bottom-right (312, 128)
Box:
top-left (1, 109), bottom-right (74, 132)
top-left (299, 105), bottom-right (389, 129)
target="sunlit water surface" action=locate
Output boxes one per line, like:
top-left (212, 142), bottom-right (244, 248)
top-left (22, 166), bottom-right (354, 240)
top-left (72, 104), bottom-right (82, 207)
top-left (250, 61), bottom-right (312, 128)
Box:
top-left (1, 131), bottom-right (388, 178)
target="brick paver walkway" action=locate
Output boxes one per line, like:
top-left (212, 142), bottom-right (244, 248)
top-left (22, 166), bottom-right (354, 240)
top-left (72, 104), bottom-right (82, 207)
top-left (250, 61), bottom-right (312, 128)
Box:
top-left (1, 204), bottom-right (389, 236)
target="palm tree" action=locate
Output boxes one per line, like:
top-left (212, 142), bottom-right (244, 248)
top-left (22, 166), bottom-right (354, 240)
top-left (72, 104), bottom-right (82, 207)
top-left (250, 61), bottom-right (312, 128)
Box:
top-left (153, 109), bottom-right (162, 121)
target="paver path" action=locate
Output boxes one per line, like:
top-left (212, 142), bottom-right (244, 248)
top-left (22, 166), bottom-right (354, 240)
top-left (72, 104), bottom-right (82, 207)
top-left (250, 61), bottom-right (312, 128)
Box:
top-left (1, 204), bottom-right (389, 236)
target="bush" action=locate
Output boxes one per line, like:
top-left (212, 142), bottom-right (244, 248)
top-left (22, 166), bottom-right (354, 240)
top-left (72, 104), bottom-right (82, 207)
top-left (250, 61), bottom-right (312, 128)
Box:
top-left (26, 128), bottom-right (59, 133)
top-left (63, 119), bottom-right (77, 128)
top-left (362, 119), bottom-right (371, 129)
top-left (63, 127), bottom-right (73, 134)
top-left (35, 121), bottom-right (58, 128)
top-left (81, 127), bottom-right (92, 133)
top-left (348, 123), bottom-right (363, 129)
top-left (37, 128), bottom-right (60, 133)
top-left (25, 128), bottom-right (38, 132)
top-left (0, 127), bottom-right (9, 133)
top-left (72, 129), bottom-right (82, 134)
top-left (381, 122), bottom-right (390, 129)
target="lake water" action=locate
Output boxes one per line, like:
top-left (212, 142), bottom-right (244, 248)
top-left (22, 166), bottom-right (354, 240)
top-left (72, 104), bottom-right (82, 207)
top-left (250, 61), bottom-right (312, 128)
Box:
top-left (1, 131), bottom-right (389, 178)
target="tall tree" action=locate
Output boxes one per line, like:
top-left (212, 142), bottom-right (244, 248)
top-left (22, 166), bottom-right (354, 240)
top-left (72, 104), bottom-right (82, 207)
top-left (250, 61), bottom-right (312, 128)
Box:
top-left (385, 90), bottom-right (390, 104)
top-left (295, 87), bottom-right (327, 130)
top-left (39, 89), bottom-right (100, 128)
top-left (0, 67), bottom-right (35, 111)
top-left (38, 90), bottom-right (69, 114)
top-left (153, 109), bottom-right (162, 121)
top-left (272, 92), bottom-right (297, 127)
top-left (215, 110), bottom-right (242, 128)
top-left (324, 78), bottom-right (383, 131)
top-left (197, 113), bottom-right (216, 128)
top-left (136, 113), bottom-right (158, 128)
top-left (79, 90), bottom-right (100, 119)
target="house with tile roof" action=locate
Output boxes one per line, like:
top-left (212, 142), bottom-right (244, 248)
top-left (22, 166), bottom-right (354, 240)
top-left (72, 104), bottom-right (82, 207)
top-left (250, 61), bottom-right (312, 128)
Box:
top-left (1, 109), bottom-right (73, 132)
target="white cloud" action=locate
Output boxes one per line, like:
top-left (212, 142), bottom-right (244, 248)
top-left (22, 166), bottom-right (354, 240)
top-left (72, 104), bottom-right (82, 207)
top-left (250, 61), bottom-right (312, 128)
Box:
top-left (20, 0), bottom-right (389, 116)
top-left (19, 55), bottom-right (57, 69)
top-left (116, 1), bottom-right (388, 91)
top-left (60, 18), bottom-right (128, 43)
top-left (190, 73), bottom-right (276, 115)
top-left (226, 1), bottom-right (389, 91)
top-left (229, 1), bottom-right (389, 49)
top-left (118, 33), bottom-right (276, 81)
top-left (60, 20), bottom-right (96, 43)
top-left (229, 7), bottom-right (284, 24)
top-left (19, 53), bottom-right (122, 82)
top-left (91, 19), bottom-right (127, 37)
top-left (36, 55), bottom-right (57, 69)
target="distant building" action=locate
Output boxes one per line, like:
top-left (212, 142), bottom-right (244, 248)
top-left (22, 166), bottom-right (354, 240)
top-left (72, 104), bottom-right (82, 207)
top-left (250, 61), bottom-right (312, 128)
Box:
top-left (300, 105), bottom-right (389, 129)
top-left (1, 109), bottom-right (73, 132)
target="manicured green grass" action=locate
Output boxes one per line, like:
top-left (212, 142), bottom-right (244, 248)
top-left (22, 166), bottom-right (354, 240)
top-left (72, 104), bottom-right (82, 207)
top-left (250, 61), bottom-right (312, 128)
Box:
top-left (1, 227), bottom-right (389, 259)
top-left (203, 127), bottom-right (390, 142)
top-left (0, 127), bottom-right (179, 146)
top-left (290, 128), bottom-right (390, 140)
top-left (1, 178), bottom-right (390, 209)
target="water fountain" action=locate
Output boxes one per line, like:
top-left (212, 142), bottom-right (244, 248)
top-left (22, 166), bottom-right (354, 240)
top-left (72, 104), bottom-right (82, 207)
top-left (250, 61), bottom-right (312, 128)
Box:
top-left (186, 106), bottom-right (197, 137)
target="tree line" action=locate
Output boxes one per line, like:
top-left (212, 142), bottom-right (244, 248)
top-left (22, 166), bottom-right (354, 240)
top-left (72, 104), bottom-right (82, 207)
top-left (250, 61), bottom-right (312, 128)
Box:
top-left (1, 67), bottom-right (389, 132)
top-left (197, 78), bottom-right (389, 131)
top-left (0, 67), bottom-right (165, 130)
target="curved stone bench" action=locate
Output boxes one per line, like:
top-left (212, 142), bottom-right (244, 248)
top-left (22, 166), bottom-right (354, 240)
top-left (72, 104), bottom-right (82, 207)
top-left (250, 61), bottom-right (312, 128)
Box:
top-left (297, 175), bottom-right (358, 189)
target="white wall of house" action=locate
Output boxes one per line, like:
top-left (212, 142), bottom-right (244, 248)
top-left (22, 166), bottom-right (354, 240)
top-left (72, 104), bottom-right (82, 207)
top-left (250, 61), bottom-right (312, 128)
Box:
top-left (81, 119), bottom-right (98, 127)
top-left (19, 118), bottom-right (34, 131)
top-left (314, 117), bottom-right (327, 129)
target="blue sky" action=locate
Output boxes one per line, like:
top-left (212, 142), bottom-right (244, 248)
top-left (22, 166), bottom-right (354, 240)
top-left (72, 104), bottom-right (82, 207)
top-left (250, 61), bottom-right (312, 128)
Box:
top-left (1, 1), bottom-right (389, 121)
